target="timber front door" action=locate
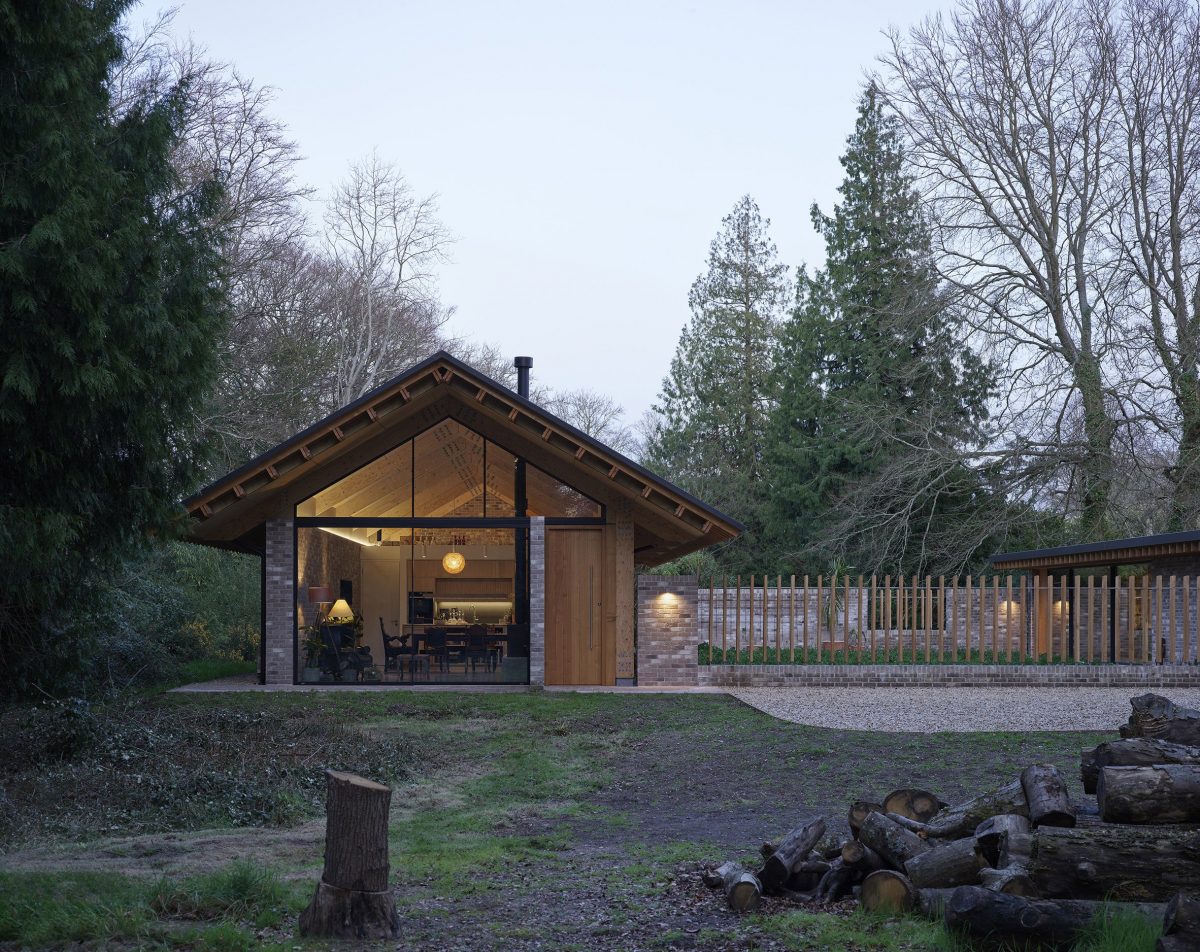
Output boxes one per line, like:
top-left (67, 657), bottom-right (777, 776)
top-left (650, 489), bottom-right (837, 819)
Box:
top-left (545, 527), bottom-right (610, 685)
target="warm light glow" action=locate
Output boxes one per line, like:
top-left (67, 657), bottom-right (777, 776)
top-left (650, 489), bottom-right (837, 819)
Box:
top-left (442, 551), bottom-right (467, 575)
top-left (327, 598), bottom-right (353, 622)
top-left (656, 592), bottom-right (679, 604)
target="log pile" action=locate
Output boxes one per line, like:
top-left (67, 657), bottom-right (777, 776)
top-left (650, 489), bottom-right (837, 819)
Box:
top-left (700, 693), bottom-right (1200, 949)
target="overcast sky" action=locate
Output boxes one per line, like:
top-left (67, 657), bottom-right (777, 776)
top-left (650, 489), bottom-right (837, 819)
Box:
top-left (143, 0), bottom-right (945, 423)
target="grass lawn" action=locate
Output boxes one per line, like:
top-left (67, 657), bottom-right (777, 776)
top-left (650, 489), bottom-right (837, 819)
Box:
top-left (0, 690), bottom-right (1139, 950)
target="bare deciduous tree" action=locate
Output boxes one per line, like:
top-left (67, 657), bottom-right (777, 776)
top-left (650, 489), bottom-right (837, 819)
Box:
top-left (322, 153), bottom-right (453, 406)
top-left (881, 0), bottom-right (1131, 537)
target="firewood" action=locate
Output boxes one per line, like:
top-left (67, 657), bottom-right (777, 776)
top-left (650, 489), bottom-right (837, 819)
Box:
top-left (702, 860), bottom-right (740, 888)
top-left (723, 866), bottom-right (763, 912)
top-left (758, 818), bottom-right (827, 893)
top-left (1160, 892), bottom-right (1200, 952)
top-left (841, 840), bottom-right (884, 873)
top-left (979, 866), bottom-right (1039, 896)
top-left (885, 812), bottom-right (932, 836)
top-left (759, 841), bottom-right (776, 859)
top-left (1098, 765), bottom-right (1200, 824)
top-left (813, 858), bottom-right (857, 903)
top-left (1029, 825), bottom-right (1200, 901)
top-left (882, 788), bottom-right (943, 823)
top-left (999, 830), bottom-right (1033, 869)
top-left (1127, 693), bottom-right (1200, 745)
top-left (848, 800), bottom-right (883, 838)
top-left (904, 836), bottom-right (986, 889)
top-left (1083, 738), bottom-right (1200, 794)
top-left (974, 814), bottom-right (1031, 867)
top-left (298, 771), bottom-right (399, 940)
top-left (860, 869), bottom-right (917, 914)
top-left (921, 779), bottom-right (1029, 839)
top-left (786, 859), bottom-right (831, 892)
top-left (943, 885), bottom-right (1164, 947)
top-left (916, 886), bottom-right (955, 920)
top-left (858, 811), bottom-right (931, 869)
top-left (1021, 763), bottom-right (1076, 828)
top-left (814, 830), bottom-right (845, 859)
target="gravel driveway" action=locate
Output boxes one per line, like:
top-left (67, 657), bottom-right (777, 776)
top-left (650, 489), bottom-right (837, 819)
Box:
top-left (729, 686), bottom-right (1200, 732)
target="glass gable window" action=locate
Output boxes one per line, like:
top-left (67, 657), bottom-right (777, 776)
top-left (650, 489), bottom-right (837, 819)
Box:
top-left (297, 419), bottom-right (601, 520)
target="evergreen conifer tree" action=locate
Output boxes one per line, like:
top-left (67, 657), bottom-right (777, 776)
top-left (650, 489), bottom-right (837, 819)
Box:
top-left (767, 85), bottom-right (992, 575)
top-left (0, 0), bottom-right (227, 692)
top-left (643, 195), bottom-right (789, 568)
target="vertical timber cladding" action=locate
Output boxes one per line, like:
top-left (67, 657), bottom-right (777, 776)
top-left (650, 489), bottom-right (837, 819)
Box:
top-left (545, 526), bottom-right (612, 685)
top-left (611, 498), bottom-right (636, 680)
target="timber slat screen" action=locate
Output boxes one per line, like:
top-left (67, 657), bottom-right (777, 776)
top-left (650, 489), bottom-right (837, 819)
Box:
top-left (697, 575), bottom-right (1200, 665)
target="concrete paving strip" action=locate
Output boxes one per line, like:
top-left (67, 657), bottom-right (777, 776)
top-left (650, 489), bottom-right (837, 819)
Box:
top-left (728, 686), bottom-right (1200, 732)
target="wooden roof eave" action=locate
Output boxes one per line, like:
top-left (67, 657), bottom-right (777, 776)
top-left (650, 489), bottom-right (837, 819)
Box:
top-left (184, 352), bottom-right (742, 549)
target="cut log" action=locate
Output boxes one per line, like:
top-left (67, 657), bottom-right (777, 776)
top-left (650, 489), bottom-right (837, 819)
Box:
top-left (1098, 765), bottom-right (1200, 824)
top-left (1160, 892), bottom-right (1200, 952)
top-left (904, 836), bottom-right (985, 889)
top-left (702, 860), bottom-right (740, 888)
top-left (723, 865), bottom-right (762, 912)
top-left (916, 887), bottom-right (955, 920)
top-left (974, 814), bottom-right (1031, 867)
top-left (860, 869), bottom-right (917, 914)
top-left (848, 800), bottom-right (883, 838)
top-left (1029, 825), bottom-right (1200, 901)
top-left (814, 829), bottom-right (845, 859)
top-left (858, 811), bottom-right (931, 869)
top-left (786, 859), bottom-right (831, 892)
top-left (979, 867), bottom-right (1039, 896)
top-left (299, 771), bottom-right (400, 940)
top-left (1128, 693), bottom-right (1200, 746)
top-left (841, 840), bottom-right (884, 873)
top-left (922, 779), bottom-right (1029, 839)
top-left (1083, 738), bottom-right (1200, 794)
top-left (943, 885), bottom-right (1164, 947)
top-left (885, 812), bottom-right (932, 836)
top-left (758, 818), bottom-right (827, 893)
top-left (1021, 763), bottom-right (1076, 828)
top-left (814, 857), bottom-right (857, 903)
top-left (883, 788), bottom-right (943, 823)
top-left (999, 830), bottom-right (1033, 869)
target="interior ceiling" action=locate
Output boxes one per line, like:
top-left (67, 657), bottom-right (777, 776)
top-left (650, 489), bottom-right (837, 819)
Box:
top-left (300, 418), bottom-right (599, 544)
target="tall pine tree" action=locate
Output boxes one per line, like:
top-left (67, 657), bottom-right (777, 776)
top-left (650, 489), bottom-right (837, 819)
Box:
top-left (767, 85), bottom-right (993, 575)
top-left (0, 0), bottom-right (227, 693)
top-left (643, 195), bottom-right (789, 569)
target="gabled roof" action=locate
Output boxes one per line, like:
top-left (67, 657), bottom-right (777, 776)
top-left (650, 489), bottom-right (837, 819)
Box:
top-left (184, 351), bottom-right (743, 564)
top-left (991, 530), bottom-right (1200, 571)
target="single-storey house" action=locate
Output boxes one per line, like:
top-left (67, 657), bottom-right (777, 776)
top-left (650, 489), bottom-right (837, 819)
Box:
top-left (184, 352), bottom-right (742, 686)
top-left (992, 530), bottom-right (1200, 661)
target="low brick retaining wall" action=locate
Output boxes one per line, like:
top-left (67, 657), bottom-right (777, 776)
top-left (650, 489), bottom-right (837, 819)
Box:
top-left (699, 663), bottom-right (1200, 688)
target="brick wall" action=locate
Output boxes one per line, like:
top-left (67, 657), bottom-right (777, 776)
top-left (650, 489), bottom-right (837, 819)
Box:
top-left (264, 518), bottom-right (294, 685)
top-left (529, 517), bottom-right (545, 686)
top-left (637, 575), bottom-right (698, 686)
top-left (699, 663), bottom-right (1200, 689)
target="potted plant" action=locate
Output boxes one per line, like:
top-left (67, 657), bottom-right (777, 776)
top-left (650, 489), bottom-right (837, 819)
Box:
top-left (301, 624), bottom-right (324, 682)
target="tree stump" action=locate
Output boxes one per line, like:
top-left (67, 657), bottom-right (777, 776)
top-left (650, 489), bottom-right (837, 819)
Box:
top-left (299, 770), bottom-right (400, 940)
top-left (1127, 693), bottom-right (1200, 745)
